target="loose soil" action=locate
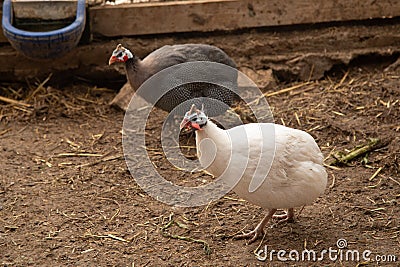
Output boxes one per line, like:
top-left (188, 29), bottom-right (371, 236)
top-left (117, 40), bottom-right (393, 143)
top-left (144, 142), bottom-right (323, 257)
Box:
top-left (0, 38), bottom-right (399, 266)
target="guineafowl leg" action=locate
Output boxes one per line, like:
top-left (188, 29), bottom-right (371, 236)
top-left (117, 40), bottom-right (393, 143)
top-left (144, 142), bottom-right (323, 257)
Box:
top-left (235, 209), bottom-right (277, 243)
top-left (272, 208), bottom-right (295, 223)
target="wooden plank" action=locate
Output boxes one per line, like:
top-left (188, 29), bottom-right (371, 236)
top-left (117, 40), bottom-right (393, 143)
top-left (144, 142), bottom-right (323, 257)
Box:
top-left (90, 0), bottom-right (400, 37)
top-left (0, 20), bottom-right (399, 83)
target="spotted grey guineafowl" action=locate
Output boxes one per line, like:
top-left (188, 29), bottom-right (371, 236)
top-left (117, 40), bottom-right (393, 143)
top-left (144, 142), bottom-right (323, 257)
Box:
top-left (109, 44), bottom-right (238, 116)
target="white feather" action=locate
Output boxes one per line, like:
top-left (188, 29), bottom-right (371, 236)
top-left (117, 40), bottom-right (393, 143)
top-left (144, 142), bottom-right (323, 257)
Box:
top-left (195, 121), bottom-right (327, 209)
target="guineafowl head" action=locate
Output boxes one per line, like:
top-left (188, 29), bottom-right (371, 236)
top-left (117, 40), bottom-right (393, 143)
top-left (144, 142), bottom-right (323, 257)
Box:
top-left (180, 104), bottom-right (208, 131)
top-left (108, 44), bottom-right (134, 65)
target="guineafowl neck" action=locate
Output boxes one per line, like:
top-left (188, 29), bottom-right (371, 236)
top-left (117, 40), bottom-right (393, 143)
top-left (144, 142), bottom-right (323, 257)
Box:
top-left (196, 120), bottom-right (226, 141)
top-left (195, 119), bottom-right (230, 178)
top-left (125, 58), bottom-right (149, 91)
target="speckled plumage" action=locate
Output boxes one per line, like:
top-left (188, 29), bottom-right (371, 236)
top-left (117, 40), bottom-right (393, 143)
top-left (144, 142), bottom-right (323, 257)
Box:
top-left (116, 44), bottom-right (238, 116)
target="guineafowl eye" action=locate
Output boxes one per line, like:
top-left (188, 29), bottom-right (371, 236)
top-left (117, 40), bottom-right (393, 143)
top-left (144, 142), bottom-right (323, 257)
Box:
top-left (116, 52), bottom-right (123, 57)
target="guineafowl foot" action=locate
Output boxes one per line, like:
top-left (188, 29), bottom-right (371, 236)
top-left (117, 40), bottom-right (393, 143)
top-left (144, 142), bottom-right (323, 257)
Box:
top-left (235, 227), bottom-right (265, 244)
top-left (272, 208), bottom-right (295, 224)
top-left (234, 209), bottom-right (277, 244)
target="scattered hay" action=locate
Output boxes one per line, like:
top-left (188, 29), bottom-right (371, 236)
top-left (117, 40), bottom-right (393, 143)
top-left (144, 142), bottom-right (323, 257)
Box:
top-left (160, 215), bottom-right (212, 255)
top-left (0, 75), bottom-right (114, 122)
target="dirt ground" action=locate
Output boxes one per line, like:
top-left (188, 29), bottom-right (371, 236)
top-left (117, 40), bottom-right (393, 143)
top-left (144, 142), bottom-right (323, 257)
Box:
top-left (1, 34), bottom-right (400, 266)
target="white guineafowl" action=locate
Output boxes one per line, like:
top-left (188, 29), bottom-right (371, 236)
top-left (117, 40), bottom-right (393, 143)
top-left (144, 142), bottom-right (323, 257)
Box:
top-left (180, 105), bottom-right (327, 243)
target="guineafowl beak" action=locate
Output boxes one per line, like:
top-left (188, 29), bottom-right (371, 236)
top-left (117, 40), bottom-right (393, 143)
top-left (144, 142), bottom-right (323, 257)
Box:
top-left (180, 119), bottom-right (202, 131)
top-left (108, 56), bottom-right (117, 65)
top-left (191, 122), bottom-right (201, 130)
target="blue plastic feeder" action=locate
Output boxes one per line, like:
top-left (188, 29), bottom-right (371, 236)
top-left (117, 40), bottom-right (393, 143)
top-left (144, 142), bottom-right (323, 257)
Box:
top-left (2, 0), bottom-right (86, 59)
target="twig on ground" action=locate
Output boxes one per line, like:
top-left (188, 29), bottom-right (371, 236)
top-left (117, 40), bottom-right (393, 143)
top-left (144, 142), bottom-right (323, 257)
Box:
top-left (27, 73), bottom-right (52, 101)
top-left (160, 217), bottom-right (211, 255)
top-left (329, 138), bottom-right (388, 166)
top-left (0, 95), bottom-right (32, 108)
top-left (369, 167), bottom-right (383, 181)
top-left (249, 81), bottom-right (312, 105)
top-left (83, 231), bottom-right (129, 242)
top-left (55, 152), bottom-right (104, 158)
top-left (77, 154), bottom-right (124, 168)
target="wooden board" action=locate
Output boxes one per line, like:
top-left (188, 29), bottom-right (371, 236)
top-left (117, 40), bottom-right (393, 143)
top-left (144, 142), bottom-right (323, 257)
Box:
top-left (90, 0), bottom-right (400, 37)
top-left (0, 21), bottom-right (399, 83)
top-left (1, 0), bottom-right (400, 43)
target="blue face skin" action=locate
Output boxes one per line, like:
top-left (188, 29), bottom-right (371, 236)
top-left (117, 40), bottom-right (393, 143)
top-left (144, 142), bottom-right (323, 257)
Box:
top-left (108, 44), bottom-right (133, 65)
top-left (180, 109), bottom-right (208, 131)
